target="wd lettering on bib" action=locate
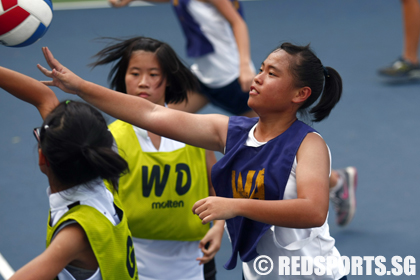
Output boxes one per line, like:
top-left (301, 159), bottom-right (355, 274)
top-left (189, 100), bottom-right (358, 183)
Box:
top-left (106, 120), bottom-right (210, 241)
top-left (142, 163), bottom-right (191, 198)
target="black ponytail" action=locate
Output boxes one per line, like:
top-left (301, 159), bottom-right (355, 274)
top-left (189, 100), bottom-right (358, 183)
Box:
top-left (40, 101), bottom-right (128, 191)
top-left (309, 66), bottom-right (342, 122)
top-left (278, 43), bottom-right (342, 122)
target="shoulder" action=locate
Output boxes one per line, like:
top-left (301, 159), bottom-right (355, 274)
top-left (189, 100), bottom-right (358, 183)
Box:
top-left (297, 132), bottom-right (329, 162)
top-left (108, 119), bottom-right (132, 131)
top-left (300, 132), bottom-right (327, 150)
top-left (51, 223), bottom-right (90, 257)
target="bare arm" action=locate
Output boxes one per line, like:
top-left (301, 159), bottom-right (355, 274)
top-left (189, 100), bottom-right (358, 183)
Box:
top-left (0, 66), bottom-right (59, 120)
top-left (192, 133), bottom-right (330, 228)
top-left (196, 150), bottom-right (224, 264)
top-left (210, 0), bottom-right (255, 92)
top-left (9, 224), bottom-right (97, 280)
top-left (38, 47), bottom-right (229, 153)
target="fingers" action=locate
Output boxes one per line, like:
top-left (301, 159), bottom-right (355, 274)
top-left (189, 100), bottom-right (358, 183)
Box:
top-left (40, 81), bottom-right (55, 87)
top-left (200, 215), bottom-right (212, 225)
top-left (192, 202), bottom-right (212, 224)
top-left (192, 198), bottom-right (206, 214)
top-left (42, 47), bottom-right (53, 69)
top-left (37, 64), bottom-right (52, 78)
top-left (197, 245), bottom-right (216, 265)
top-left (196, 255), bottom-right (212, 265)
top-left (42, 47), bottom-right (61, 71)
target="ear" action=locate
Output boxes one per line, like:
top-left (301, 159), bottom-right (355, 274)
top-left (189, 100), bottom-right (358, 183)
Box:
top-left (38, 148), bottom-right (49, 167)
top-left (292, 86), bottom-right (311, 104)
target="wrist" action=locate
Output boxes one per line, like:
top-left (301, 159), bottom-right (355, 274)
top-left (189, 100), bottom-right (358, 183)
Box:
top-left (77, 80), bottom-right (91, 97)
top-left (213, 220), bottom-right (225, 228)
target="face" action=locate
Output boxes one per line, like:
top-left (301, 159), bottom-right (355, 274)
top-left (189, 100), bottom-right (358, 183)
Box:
top-left (248, 50), bottom-right (299, 113)
top-left (125, 50), bottom-right (167, 106)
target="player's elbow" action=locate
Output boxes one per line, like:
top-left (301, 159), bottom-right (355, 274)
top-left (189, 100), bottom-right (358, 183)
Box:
top-left (310, 207), bottom-right (328, 228)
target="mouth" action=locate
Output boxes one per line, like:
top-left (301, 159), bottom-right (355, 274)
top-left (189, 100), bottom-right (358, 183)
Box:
top-left (137, 92), bottom-right (149, 98)
top-left (249, 86), bottom-right (259, 95)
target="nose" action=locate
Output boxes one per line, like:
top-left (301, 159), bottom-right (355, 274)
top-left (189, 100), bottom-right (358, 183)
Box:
top-left (253, 72), bottom-right (263, 84)
top-left (138, 74), bottom-right (149, 88)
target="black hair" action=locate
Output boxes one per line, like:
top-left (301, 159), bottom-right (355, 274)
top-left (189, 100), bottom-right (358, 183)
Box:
top-left (39, 101), bottom-right (128, 191)
top-left (277, 42), bottom-right (342, 122)
top-left (89, 36), bottom-right (198, 104)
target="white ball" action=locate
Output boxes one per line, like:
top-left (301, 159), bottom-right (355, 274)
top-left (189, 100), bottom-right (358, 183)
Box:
top-left (0, 0), bottom-right (53, 47)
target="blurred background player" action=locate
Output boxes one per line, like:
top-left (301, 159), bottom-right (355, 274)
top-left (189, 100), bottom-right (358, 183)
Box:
top-left (378, 0), bottom-right (420, 79)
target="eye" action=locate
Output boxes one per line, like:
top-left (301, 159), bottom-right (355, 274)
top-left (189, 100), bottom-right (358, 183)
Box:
top-left (258, 68), bottom-right (263, 73)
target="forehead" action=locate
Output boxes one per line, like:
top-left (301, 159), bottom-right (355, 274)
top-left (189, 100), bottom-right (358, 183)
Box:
top-left (263, 49), bottom-right (291, 70)
top-left (128, 50), bottom-right (161, 69)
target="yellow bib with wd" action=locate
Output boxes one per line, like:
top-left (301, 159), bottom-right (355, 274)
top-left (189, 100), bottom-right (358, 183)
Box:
top-left (107, 120), bottom-right (210, 241)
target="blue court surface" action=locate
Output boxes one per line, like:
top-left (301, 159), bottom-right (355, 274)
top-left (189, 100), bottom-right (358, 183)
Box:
top-left (1, 0), bottom-right (420, 279)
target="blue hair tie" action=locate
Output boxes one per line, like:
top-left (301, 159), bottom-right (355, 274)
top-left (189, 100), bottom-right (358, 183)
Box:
top-left (322, 66), bottom-right (330, 78)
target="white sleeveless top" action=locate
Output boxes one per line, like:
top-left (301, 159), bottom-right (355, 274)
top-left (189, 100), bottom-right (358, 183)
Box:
top-left (240, 124), bottom-right (345, 280)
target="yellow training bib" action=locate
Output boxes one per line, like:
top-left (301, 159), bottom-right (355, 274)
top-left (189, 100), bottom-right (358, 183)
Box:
top-left (108, 120), bottom-right (210, 241)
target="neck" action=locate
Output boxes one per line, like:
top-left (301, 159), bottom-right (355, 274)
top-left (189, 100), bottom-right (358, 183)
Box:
top-left (147, 131), bottom-right (162, 150)
top-left (47, 171), bottom-right (75, 194)
top-left (253, 114), bottom-right (297, 142)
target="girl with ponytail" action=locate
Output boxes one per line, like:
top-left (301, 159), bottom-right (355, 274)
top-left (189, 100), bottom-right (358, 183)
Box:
top-left (40, 41), bottom-right (348, 279)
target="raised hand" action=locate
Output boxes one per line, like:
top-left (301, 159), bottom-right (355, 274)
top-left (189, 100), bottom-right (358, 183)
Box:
top-left (37, 47), bottom-right (84, 95)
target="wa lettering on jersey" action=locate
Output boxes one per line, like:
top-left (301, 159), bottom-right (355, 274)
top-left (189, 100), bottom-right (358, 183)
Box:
top-left (231, 169), bottom-right (265, 200)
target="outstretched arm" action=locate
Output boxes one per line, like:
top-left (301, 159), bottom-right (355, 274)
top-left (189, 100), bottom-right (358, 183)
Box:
top-left (0, 66), bottom-right (59, 120)
top-left (38, 47), bottom-right (229, 153)
top-left (9, 224), bottom-right (97, 280)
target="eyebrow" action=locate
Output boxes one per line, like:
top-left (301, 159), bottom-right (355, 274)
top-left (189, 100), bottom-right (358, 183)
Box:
top-left (261, 62), bottom-right (281, 73)
top-left (128, 66), bottom-right (161, 71)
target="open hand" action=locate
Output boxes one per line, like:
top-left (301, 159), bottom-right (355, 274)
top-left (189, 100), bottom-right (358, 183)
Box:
top-left (37, 47), bottom-right (84, 95)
